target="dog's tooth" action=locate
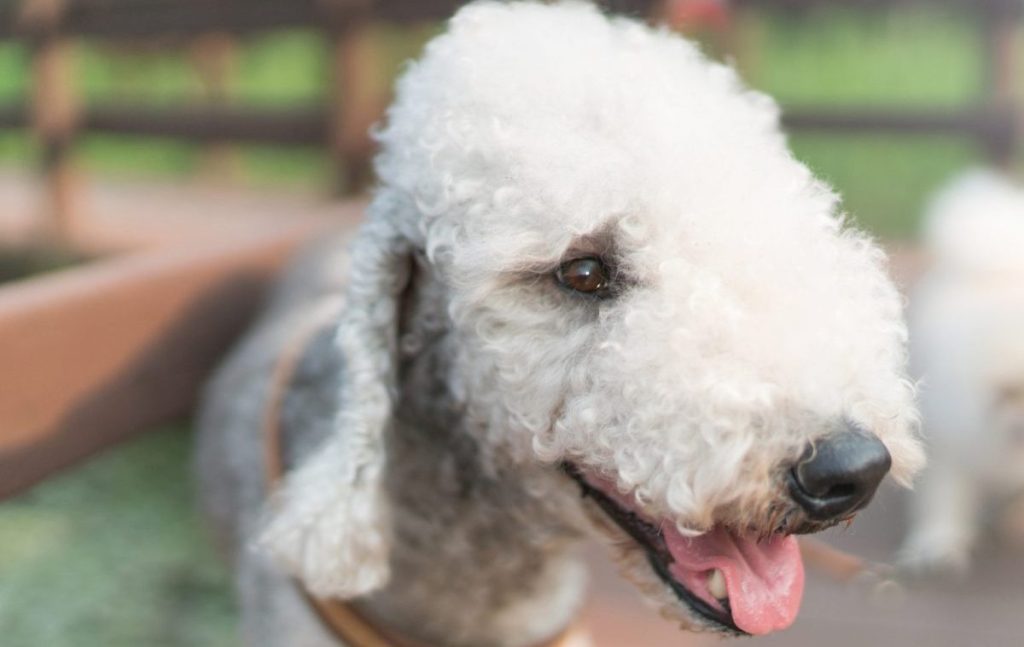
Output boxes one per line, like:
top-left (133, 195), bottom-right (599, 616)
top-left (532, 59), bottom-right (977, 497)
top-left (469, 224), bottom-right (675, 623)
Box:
top-left (707, 568), bottom-right (727, 600)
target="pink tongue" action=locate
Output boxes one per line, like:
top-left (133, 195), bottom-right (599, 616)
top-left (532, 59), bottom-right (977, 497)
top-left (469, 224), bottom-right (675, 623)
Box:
top-left (664, 526), bottom-right (804, 635)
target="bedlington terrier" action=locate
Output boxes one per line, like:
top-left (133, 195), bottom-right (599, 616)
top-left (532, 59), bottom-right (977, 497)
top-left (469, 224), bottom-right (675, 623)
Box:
top-left (900, 169), bottom-right (1024, 574)
top-left (196, 2), bottom-right (924, 645)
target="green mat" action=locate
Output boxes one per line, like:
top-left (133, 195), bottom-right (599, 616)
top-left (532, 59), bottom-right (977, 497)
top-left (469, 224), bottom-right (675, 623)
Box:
top-left (0, 428), bottom-right (237, 647)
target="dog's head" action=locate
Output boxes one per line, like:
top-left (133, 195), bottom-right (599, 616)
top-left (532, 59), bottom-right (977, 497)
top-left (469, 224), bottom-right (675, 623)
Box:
top-left (261, 1), bottom-right (924, 636)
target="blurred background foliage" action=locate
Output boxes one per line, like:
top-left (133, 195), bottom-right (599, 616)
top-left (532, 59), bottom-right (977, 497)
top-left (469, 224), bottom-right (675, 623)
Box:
top-left (0, 5), bottom-right (1006, 237)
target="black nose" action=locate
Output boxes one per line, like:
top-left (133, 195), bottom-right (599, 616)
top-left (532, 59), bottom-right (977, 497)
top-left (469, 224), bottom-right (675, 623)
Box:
top-left (788, 427), bottom-right (891, 521)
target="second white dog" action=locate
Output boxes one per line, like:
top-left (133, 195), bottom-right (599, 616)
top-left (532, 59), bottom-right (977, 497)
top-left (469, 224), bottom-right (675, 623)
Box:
top-left (901, 169), bottom-right (1024, 573)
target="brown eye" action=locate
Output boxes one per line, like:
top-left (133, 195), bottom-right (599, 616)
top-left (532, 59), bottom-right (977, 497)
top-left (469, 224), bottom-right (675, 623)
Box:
top-left (556, 257), bottom-right (610, 295)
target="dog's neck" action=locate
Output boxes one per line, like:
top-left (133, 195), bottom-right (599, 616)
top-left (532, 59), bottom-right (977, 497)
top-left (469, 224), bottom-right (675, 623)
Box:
top-left (360, 268), bottom-right (587, 647)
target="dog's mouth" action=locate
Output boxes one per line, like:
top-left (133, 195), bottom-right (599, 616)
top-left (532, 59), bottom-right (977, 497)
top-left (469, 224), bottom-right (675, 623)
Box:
top-left (562, 463), bottom-right (804, 636)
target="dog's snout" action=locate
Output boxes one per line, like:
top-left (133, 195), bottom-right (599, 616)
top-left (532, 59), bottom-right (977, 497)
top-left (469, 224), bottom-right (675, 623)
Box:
top-left (787, 427), bottom-right (891, 522)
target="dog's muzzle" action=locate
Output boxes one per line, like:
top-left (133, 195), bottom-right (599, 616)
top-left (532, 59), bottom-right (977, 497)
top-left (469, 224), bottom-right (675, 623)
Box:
top-left (787, 426), bottom-right (891, 522)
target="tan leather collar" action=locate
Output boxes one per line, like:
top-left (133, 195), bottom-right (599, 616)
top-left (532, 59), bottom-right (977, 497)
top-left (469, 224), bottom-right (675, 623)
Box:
top-left (261, 321), bottom-right (580, 647)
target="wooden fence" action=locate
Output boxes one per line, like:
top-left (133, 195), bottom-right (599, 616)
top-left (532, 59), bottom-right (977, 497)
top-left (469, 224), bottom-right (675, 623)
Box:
top-left (0, 0), bottom-right (1019, 236)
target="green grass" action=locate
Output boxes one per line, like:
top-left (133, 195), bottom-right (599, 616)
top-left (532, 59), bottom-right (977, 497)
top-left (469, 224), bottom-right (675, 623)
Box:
top-left (75, 135), bottom-right (203, 178)
top-left (0, 43), bottom-right (29, 102)
top-left (232, 31), bottom-right (330, 106)
top-left (0, 44), bottom-right (33, 165)
top-left (0, 428), bottom-right (236, 647)
top-left (0, 132), bottom-right (34, 164)
top-left (78, 31), bottom-right (330, 106)
top-left (239, 144), bottom-right (331, 188)
top-left (789, 134), bottom-right (980, 239)
top-left (736, 6), bottom-right (994, 238)
top-left (74, 31), bottom-right (335, 184)
top-left (0, 26), bottom-right (439, 188)
top-left (740, 7), bottom-right (984, 108)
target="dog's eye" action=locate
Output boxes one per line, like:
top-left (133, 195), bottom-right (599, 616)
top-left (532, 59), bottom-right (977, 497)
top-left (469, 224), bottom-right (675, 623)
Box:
top-left (556, 257), bottom-right (610, 295)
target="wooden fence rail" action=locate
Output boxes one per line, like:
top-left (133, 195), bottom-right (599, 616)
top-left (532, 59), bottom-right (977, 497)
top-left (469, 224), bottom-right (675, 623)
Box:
top-left (785, 107), bottom-right (1020, 162)
top-left (0, 0), bottom-right (463, 38)
top-left (1, 0), bottom-right (1018, 38)
top-left (0, 103), bottom-right (1016, 151)
top-left (0, 0), bottom-right (1020, 235)
top-left (83, 105), bottom-right (328, 146)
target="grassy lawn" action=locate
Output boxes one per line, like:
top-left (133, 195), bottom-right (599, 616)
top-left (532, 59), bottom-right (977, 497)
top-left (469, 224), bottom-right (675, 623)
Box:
top-left (0, 428), bottom-right (235, 647)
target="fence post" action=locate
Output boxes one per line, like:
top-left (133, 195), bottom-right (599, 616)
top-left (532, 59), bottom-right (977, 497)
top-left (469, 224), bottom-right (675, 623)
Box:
top-left (21, 0), bottom-right (81, 240)
top-left (324, 0), bottom-right (383, 196)
top-left (980, 0), bottom-right (1020, 168)
top-left (191, 32), bottom-right (240, 184)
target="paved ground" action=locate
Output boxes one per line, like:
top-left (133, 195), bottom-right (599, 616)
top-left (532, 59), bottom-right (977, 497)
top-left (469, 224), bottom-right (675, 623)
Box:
top-left (0, 169), bottom-right (342, 252)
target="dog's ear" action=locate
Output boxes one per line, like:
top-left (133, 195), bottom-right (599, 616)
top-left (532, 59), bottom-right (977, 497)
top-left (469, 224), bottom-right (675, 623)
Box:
top-left (258, 216), bottom-right (412, 599)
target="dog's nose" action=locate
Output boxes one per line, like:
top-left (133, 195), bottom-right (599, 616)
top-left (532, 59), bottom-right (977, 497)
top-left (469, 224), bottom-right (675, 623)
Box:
top-left (788, 427), bottom-right (891, 521)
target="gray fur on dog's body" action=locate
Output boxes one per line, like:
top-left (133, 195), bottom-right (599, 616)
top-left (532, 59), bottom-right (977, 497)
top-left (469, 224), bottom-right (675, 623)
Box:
top-left (196, 234), bottom-right (350, 646)
top-left (197, 233), bottom-right (587, 646)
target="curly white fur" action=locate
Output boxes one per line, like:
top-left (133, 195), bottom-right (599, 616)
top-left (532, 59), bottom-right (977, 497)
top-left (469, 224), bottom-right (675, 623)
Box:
top-left (259, 217), bottom-right (411, 597)
top-left (257, 0), bottom-right (922, 615)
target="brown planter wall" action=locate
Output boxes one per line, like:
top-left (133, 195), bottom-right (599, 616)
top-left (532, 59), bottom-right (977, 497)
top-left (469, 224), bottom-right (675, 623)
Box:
top-left (0, 219), bottom-right (338, 498)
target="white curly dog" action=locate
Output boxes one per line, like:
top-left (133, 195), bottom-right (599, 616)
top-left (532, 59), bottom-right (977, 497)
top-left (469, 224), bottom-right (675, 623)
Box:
top-left (900, 169), bottom-right (1024, 574)
top-left (196, 2), bottom-right (924, 645)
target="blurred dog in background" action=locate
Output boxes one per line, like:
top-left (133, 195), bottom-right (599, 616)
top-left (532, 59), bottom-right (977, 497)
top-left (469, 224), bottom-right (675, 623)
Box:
top-left (901, 169), bottom-right (1024, 573)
